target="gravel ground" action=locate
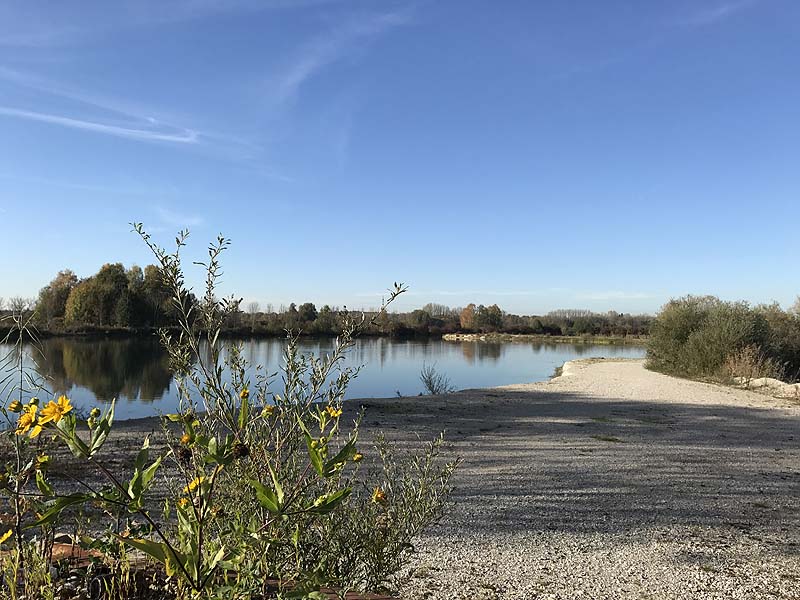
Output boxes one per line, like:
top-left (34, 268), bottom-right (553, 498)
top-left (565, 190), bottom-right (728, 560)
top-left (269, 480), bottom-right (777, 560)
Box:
top-left (354, 359), bottom-right (800, 599)
top-left (26, 358), bottom-right (799, 599)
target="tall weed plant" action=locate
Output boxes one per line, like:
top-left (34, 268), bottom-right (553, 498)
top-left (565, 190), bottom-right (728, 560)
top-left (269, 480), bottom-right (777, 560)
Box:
top-left (0, 225), bottom-right (458, 600)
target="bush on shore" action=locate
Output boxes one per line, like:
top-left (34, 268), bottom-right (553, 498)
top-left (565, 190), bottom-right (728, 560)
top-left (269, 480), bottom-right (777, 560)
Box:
top-left (646, 295), bottom-right (800, 382)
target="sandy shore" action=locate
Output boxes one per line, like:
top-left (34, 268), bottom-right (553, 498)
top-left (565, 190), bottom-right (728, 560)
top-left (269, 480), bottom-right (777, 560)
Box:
top-left (95, 359), bottom-right (800, 598)
top-left (358, 358), bottom-right (798, 600)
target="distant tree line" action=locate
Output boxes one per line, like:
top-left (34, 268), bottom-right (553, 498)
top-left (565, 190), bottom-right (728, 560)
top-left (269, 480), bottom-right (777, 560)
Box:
top-left (1, 266), bottom-right (652, 339)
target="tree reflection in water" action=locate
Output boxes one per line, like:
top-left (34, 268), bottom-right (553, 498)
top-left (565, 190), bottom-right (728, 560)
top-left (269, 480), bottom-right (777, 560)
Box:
top-left (32, 337), bottom-right (172, 402)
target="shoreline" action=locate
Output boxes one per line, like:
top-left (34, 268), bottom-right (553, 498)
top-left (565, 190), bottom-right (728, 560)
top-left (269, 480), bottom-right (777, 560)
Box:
top-left (441, 332), bottom-right (647, 345)
top-left (44, 359), bottom-right (800, 598)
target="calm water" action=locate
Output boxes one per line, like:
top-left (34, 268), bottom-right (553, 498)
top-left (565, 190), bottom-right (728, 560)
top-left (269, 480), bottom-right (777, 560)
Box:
top-left (2, 337), bottom-right (645, 420)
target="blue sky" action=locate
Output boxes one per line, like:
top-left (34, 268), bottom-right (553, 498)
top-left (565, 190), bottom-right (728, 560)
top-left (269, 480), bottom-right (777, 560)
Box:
top-left (1, 0), bottom-right (798, 315)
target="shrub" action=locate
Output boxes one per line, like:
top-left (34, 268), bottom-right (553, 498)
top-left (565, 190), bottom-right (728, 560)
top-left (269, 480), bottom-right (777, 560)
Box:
top-left (0, 226), bottom-right (458, 599)
top-left (647, 295), bottom-right (800, 381)
top-left (419, 363), bottom-right (455, 395)
top-left (723, 345), bottom-right (786, 384)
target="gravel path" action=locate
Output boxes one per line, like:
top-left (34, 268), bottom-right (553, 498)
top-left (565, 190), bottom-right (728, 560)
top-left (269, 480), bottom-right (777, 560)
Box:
top-left (356, 359), bottom-right (800, 599)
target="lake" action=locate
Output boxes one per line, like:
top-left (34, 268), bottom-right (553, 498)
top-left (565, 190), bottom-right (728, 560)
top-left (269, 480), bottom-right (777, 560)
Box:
top-left (1, 337), bottom-right (646, 420)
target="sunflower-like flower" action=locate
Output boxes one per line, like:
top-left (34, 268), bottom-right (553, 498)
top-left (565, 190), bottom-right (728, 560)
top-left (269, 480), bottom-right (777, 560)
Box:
top-left (39, 395), bottom-right (73, 425)
top-left (371, 486), bottom-right (387, 505)
top-left (325, 405), bottom-right (343, 418)
top-left (15, 404), bottom-right (39, 437)
top-left (183, 476), bottom-right (206, 494)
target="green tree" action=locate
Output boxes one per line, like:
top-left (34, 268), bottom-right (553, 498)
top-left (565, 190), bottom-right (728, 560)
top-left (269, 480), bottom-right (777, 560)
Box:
top-left (474, 304), bottom-right (503, 331)
top-left (36, 269), bottom-right (78, 323)
top-left (63, 263), bottom-right (128, 326)
top-left (298, 302), bottom-right (318, 322)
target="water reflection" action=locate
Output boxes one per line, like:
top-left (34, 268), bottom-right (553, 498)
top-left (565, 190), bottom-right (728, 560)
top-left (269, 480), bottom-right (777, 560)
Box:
top-left (4, 336), bottom-right (646, 419)
top-left (31, 338), bottom-right (171, 402)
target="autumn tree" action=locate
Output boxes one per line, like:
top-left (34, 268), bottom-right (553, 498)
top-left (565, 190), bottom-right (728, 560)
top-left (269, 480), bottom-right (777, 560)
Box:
top-left (459, 303), bottom-right (476, 330)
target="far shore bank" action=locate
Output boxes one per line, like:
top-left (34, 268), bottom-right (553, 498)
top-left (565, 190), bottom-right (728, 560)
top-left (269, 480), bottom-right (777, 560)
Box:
top-left (442, 332), bottom-right (648, 345)
top-left (1, 325), bottom-right (647, 346)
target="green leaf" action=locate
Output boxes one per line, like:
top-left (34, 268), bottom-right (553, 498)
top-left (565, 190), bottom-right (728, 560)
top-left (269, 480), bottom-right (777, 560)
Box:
top-left (323, 436), bottom-right (357, 477)
top-left (56, 413), bottom-right (89, 458)
top-left (30, 493), bottom-right (91, 527)
top-left (308, 488), bottom-right (351, 515)
top-left (268, 465), bottom-right (284, 506)
top-left (248, 480), bottom-right (280, 514)
top-left (135, 436), bottom-right (151, 470)
top-left (35, 470), bottom-right (54, 497)
top-left (305, 435), bottom-right (323, 477)
top-left (89, 400), bottom-right (115, 456)
top-left (118, 536), bottom-right (166, 564)
top-left (238, 394), bottom-right (249, 430)
top-left (140, 456), bottom-right (162, 492)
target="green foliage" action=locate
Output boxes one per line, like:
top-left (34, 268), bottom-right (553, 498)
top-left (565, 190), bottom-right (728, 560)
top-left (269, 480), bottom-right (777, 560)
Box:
top-left (298, 434), bottom-right (459, 593)
top-left (60, 262), bottom-right (174, 329)
top-left (647, 295), bottom-right (800, 381)
top-left (473, 304), bottom-right (503, 331)
top-left (2, 226), bottom-right (458, 599)
top-left (35, 269), bottom-right (78, 324)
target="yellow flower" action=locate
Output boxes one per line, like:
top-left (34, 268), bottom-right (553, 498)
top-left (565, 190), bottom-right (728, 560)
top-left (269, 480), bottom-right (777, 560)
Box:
top-left (261, 405), bottom-right (274, 418)
top-left (371, 486), bottom-right (387, 505)
top-left (15, 405), bottom-right (37, 436)
top-left (239, 388), bottom-right (250, 400)
top-left (352, 452), bottom-right (364, 463)
top-left (178, 497), bottom-right (190, 509)
top-left (325, 405), bottom-right (343, 418)
top-left (39, 395), bottom-right (73, 425)
top-left (7, 400), bottom-right (22, 413)
top-left (180, 433), bottom-right (193, 445)
top-left (183, 476), bottom-right (206, 494)
top-left (0, 529), bottom-right (12, 544)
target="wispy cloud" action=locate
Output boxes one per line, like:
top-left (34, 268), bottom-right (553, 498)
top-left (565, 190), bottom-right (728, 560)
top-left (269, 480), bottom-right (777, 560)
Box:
top-left (0, 172), bottom-right (174, 196)
top-left (0, 106), bottom-right (199, 143)
top-left (270, 10), bottom-right (411, 106)
top-left (0, 0), bottom-right (345, 48)
top-left (155, 206), bottom-right (204, 229)
top-left (0, 66), bottom-right (271, 163)
top-left (678, 0), bottom-right (755, 27)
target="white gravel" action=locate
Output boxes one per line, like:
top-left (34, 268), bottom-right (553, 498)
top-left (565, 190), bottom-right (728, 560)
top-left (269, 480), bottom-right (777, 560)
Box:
top-left (356, 359), bottom-right (800, 599)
